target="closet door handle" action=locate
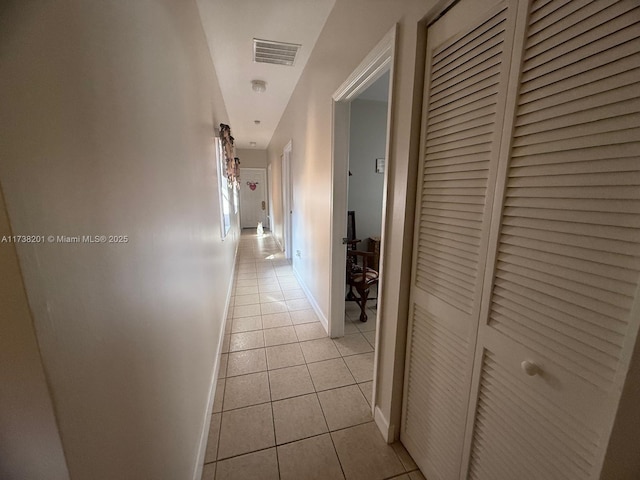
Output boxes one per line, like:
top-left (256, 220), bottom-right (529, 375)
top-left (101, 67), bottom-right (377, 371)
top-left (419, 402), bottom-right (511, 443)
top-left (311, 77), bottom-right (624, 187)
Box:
top-left (521, 360), bottom-right (541, 377)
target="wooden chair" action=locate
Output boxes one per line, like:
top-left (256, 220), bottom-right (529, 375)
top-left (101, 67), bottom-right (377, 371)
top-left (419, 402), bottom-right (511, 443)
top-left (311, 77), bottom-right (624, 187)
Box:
top-left (346, 249), bottom-right (379, 322)
top-left (346, 211), bottom-right (361, 250)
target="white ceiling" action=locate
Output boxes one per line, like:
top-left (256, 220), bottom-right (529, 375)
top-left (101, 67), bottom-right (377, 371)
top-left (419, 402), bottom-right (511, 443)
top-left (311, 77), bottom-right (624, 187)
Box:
top-left (196, 0), bottom-right (336, 149)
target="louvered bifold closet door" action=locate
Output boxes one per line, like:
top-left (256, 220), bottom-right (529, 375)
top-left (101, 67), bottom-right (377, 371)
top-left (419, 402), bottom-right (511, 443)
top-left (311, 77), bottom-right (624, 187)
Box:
top-left (401, 1), bottom-right (521, 479)
top-left (463, 1), bottom-right (640, 479)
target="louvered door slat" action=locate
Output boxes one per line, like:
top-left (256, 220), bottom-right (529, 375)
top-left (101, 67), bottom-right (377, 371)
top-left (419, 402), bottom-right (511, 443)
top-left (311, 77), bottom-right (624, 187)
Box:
top-left (427, 124), bottom-right (497, 148)
top-left (431, 61), bottom-right (503, 105)
top-left (514, 128), bottom-right (639, 159)
top-left (403, 1), bottom-right (516, 478)
top-left (499, 240), bottom-right (639, 283)
top-left (525, 4), bottom-right (640, 64)
top-left (428, 74), bottom-right (503, 114)
top-left (424, 177), bottom-right (489, 189)
top-left (475, 396), bottom-right (586, 478)
top-left (509, 157), bottom-right (640, 178)
top-left (504, 197), bottom-right (640, 216)
top-left (424, 152), bottom-right (491, 167)
top-left (422, 213), bottom-right (482, 230)
top-left (494, 276), bottom-right (627, 336)
top-left (495, 268), bottom-right (628, 320)
top-left (404, 306), bottom-right (469, 480)
top-left (420, 224), bottom-right (481, 246)
top-left (476, 397), bottom-right (587, 475)
top-left (422, 220), bottom-right (482, 239)
top-left (502, 225), bottom-right (639, 257)
top-left (424, 144), bottom-right (493, 162)
top-left (423, 168), bottom-right (490, 181)
top-left (515, 98), bottom-right (640, 135)
top-left (433, 14), bottom-right (506, 76)
top-left (428, 113), bottom-right (496, 142)
top-left (493, 284), bottom-right (625, 347)
top-left (510, 143), bottom-right (639, 167)
top-left (418, 239), bottom-right (479, 265)
top-left (524, 17), bottom-right (640, 75)
top-left (429, 97), bottom-right (498, 130)
top-left (431, 54), bottom-right (502, 101)
top-left (492, 293), bottom-right (621, 359)
top-left (498, 248), bottom-right (635, 296)
top-left (513, 113), bottom-right (640, 147)
top-left (518, 71), bottom-right (640, 119)
top-left (527, 0), bottom-right (622, 48)
top-left (420, 231), bottom-right (480, 254)
top-left (528, 0), bottom-right (574, 29)
top-left (485, 357), bottom-right (599, 451)
top-left (469, 352), bottom-right (599, 479)
top-left (422, 206), bottom-right (485, 221)
top-left (502, 215), bottom-right (640, 243)
top-left (520, 50), bottom-right (640, 98)
top-left (428, 85), bottom-right (500, 121)
top-left (428, 105), bottom-right (497, 136)
top-left (419, 251), bottom-right (477, 278)
top-left (490, 309), bottom-right (616, 387)
top-left (465, 2), bottom-right (640, 478)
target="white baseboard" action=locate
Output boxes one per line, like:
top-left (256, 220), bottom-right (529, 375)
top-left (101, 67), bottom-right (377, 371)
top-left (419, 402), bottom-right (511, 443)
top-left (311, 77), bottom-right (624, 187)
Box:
top-left (292, 266), bottom-right (329, 334)
top-left (274, 235), bottom-right (284, 252)
top-left (374, 406), bottom-right (395, 444)
top-left (192, 245), bottom-right (238, 480)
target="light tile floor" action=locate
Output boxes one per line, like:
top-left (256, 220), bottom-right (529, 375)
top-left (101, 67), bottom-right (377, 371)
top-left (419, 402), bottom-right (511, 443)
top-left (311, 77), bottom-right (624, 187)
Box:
top-left (202, 231), bottom-right (424, 480)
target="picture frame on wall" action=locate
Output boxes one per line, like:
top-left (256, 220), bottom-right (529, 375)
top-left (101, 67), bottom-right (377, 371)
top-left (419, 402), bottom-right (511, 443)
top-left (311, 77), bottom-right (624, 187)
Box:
top-left (375, 158), bottom-right (385, 174)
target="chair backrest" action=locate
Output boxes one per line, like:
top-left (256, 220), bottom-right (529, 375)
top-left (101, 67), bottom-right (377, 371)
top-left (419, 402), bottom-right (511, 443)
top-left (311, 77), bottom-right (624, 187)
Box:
top-left (347, 211), bottom-right (356, 242)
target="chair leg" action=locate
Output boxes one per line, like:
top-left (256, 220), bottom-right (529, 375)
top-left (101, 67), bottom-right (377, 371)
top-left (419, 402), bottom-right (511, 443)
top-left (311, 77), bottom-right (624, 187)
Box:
top-left (346, 284), bottom-right (357, 301)
top-left (355, 286), bottom-right (369, 322)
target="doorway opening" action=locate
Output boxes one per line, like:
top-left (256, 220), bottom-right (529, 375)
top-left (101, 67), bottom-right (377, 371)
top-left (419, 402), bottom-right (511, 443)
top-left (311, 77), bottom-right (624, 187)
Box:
top-left (239, 167), bottom-right (268, 231)
top-left (345, 71), bottom-right (390, 326)
top-left (329, 26), bottom-right (396, 429)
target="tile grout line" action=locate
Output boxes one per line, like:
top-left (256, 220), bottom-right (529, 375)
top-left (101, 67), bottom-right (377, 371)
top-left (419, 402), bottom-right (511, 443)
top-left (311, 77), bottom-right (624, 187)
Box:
top-left (215, 234), bottom-right (391, 479)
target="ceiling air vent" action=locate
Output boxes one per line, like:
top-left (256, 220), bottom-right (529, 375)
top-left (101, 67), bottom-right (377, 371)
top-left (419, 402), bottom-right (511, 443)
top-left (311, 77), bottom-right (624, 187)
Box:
top-left (253, 38), bottom-right (301, 66)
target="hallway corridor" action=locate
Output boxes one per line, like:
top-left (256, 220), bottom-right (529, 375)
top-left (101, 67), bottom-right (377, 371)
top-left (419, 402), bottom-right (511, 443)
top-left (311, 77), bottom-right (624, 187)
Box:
top-left (202, 232), bottom-right (423, 480)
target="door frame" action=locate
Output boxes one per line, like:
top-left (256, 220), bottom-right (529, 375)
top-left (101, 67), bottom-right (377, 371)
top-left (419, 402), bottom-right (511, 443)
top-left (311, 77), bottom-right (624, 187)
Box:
top-left (282, 141), bottom-right (293, 261)
top-left (267, 163), bottom-right (274, 230)
top-left (239, 167), bottom-right (267, 229)
top-left (328, 25), bottom-right (397, 425)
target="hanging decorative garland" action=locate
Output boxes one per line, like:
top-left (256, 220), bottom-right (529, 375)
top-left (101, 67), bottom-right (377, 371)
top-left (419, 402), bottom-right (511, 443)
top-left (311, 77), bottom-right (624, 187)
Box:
top-left (219, 123), bottom-right (240, 189)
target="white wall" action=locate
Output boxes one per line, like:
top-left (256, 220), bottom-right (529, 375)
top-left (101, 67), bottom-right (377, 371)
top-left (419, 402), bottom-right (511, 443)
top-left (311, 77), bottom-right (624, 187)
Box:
top-left (236, 148), bottom-right (267, 169)
top-left (0, 186), bottom-right (70, 480)
top-left (0, 1), bottom-right (236, 479)
top-left (348, 98), bottom-right (388, 243)
top-left (267, 0), bottom-right (435, 439)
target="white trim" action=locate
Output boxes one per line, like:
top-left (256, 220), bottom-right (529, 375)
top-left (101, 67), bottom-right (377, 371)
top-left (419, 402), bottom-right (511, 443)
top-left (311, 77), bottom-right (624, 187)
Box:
top-left (273, 235), bottom-right (284, 252)
top-left (293, 266), bottom-right (330, 334)
top-left (239, 167), bottom-right (268, 229)
top-left (328, 100), bottom-right (350, 339)
top-left (333, 26), bottom-right (397, 102)
top-left (374, 406), bottom-right (394, 443)
top-left (267, 163), bottom-right (274, 231)
top-left (192, 244), bottom-right (238, 480)
top-left (329, 24), bottom-right (397, 441)
top-left (282, 141), bottom-right (293, 261)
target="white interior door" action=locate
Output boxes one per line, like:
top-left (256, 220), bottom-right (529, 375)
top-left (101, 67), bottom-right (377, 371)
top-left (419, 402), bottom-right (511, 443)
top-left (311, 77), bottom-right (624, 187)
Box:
top-left (462, 1), bottom-right (640, 478)
top-left (267, 163), bottom-right (273, 230)
top-left (239, 168), bottom-right (267, 229)
top-left (404, 1), bottom-right (640, 479)
top-left (401, 0), bottom-right (524, 478)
